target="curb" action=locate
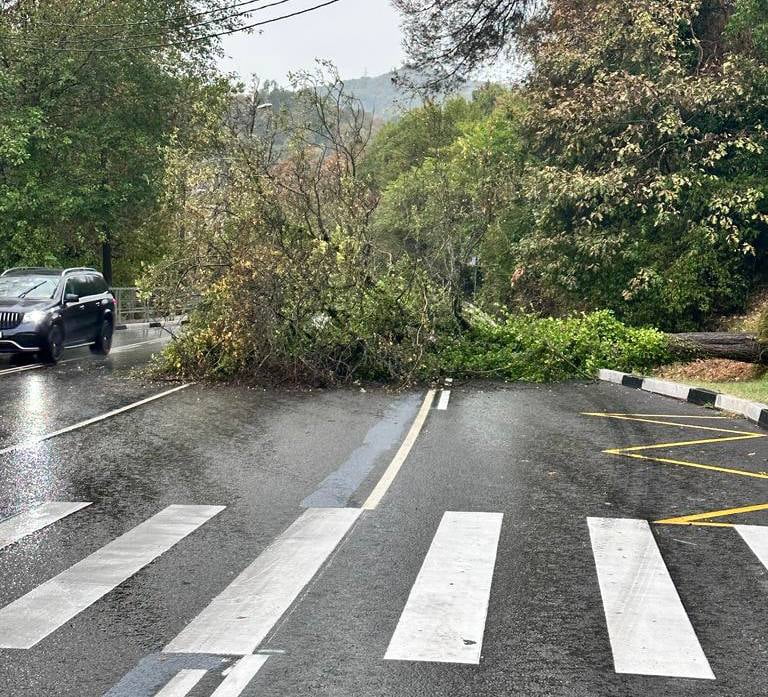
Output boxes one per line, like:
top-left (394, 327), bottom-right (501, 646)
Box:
top-left (598, 369), bottom-right (768, 429)
top-left (114, 319), bottom-right (184, 331)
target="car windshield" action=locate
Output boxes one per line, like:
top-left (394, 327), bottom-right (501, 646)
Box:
top-left (0, 274), bottom-right (59, 300)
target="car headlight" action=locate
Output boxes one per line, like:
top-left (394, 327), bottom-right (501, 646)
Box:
top-left (23, 310), bottom-right (48, 324)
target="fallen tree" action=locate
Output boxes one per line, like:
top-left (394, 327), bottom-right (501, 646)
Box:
top-left (669, 333), bottom-right (767, 364)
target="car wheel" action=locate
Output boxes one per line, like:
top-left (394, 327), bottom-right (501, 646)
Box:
top-left (91, 318), bottom-right (113, 356)
top-left (41, 324), bottom-right (64, 364)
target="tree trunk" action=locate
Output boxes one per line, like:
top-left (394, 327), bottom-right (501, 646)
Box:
top-left (101, 237), bottom-right (113, 286)
top-left (669, 332), bottom-right (767, 364)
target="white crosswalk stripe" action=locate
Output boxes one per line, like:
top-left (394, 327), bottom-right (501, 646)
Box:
top-left (735, 524), bottom-right (768, 570)
top-left (165, 507), bottom-right (362, 656)
top-left (0, 501), bottom-right (91, 549)
top-left (0, 504), bottom-right (224, 649)
top-left (153, 669), bottom-right (207, 697)
top-left (587, 517), bottom-right (714, 680)
top-left (385, 511), bottom-right (503, 665)
top-left (211, 655), bottom-right (270, 696)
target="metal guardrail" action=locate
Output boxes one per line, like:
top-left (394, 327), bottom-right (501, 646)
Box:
top-left (111, 287), bottom-right (154, 325)
top-left (112, 287), bottom-right (196, 326)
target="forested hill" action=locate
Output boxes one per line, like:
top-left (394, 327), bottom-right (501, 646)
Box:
top-left (343, 71), bottom-right (478, 121)
top-left (252, 70), bottom-right (480, 124)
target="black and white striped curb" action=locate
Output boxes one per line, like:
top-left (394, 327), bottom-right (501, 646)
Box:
top-left (599, 369), bottom-right (768, 429)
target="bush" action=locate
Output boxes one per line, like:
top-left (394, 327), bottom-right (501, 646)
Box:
top-left (430, 310), bottom-right (669, 382)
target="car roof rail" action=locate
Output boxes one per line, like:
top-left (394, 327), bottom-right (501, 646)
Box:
top-left (1, 266), bottom-right (60, 277)
top-left (62, 267), bottom-right (100, 275)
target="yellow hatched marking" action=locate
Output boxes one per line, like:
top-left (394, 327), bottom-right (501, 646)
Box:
top-left (616, 453), bottom-right (768, 480)
top-left (606, 434), bottom-right (763, 453)
top-left (655, 502), bottom-right (768, 528)
top-left (587, 413), bottom-right (729, 419)
top-left (584, 413), bottom-right (758, 435)
top-left (587, 412), bottom-right (768, 526)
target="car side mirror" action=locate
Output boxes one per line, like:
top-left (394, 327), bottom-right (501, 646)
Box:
top-left (64, 293), bottom-right (80, 304)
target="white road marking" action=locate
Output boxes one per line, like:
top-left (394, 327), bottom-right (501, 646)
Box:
top-left (212, 655), bottom-right (269, 696)
top-left (0, 502), bottom-right (91, 549)
top-left (385, 511), bottom-right (503, 665)
top-left (0, 363), bottom-right (44, 377)
top-left (587, 517), bottom-right (714, 680)
top-left (0, 383), bottom-right (191, 456)
top-left (362, 389), bottom-right (436, 510)
top-left (108, 337), bottom-right (169, 355)
top-left (0, 336), bottom-right (168, 378)
top-left (0, 504), bottom-right (224, 649)
top-left (436, 390), bottom-right (451, 410)
top-left (165, 507), bottom-right (362, 656)
top-left (154, 669), bottom-right (207, 697)
top-left (735, 524), bottom-right (768, 570)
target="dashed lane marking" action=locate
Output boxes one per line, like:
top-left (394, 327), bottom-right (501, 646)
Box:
top-left (153, 669), bottom-right (207, 697)
top-left (211, 655), bottom-right (269, 696)
top-left (0, 336), bottom-right (169, 378)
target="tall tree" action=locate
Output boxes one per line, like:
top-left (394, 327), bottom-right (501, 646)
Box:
top-left (506, 0), bottom-right (768, 329)
top-left (0, 0), bottom-right (233, 282)
top-left (392, 0), bottom-right (537, 91)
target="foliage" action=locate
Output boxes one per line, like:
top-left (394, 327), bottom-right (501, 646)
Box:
top-left (0, 0), bottom-right (232, 282)
top-left (360, 91), bottom-right (499, 190)
top-left (433, 310), bottom-right (670, 382)
top-left (371, 93), bottom-right (525, 321)
top-left (143, 65), bottom-right (453, 384)
top-left (503, 0), bottom-right (768, 330)
top-left (392, 0), bottom-right (537, 92)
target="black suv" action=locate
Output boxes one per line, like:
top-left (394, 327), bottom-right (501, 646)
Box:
top-left (0, 267), bottom-right (116, 363)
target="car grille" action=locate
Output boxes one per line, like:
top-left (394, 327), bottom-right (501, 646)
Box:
top-left (0, 312), bottom-right (23, 330)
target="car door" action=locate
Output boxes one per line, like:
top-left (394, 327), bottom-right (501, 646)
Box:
top-left (61, 276), bottom-right (85, 343)
top-left (79, 275), bottom-right (104, 341)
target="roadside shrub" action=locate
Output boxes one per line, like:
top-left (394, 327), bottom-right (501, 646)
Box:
top-left (430, 310), bottom-right (670, 382)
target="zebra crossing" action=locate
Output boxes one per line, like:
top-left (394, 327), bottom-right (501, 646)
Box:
top-left (0, 504), bottom-right (224, 650)
top-left (587, 517), bottom-right (714, 680)
top-left (589, 516), bottom-right (768, 681)
top-left (1, 499), bottom-right (767, 693)
top-left (385, 511), bottom-right (503, 665)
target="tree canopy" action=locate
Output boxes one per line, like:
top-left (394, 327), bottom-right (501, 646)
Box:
top-left (0, 0), bottom-right (232, 282)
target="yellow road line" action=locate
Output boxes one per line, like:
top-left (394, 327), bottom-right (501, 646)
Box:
top-left (587, 411), bottom-right (768, 527)
top-left (585, 413), bottom-right (728, 419)
top-left (656, 502), bottom-right (768, 527)
top-left (606, 434), bottom-right (763, 453)
top-left (614, 452), bottom-right (768, 480)
top-left (584, 413), bottom-right (759, 435)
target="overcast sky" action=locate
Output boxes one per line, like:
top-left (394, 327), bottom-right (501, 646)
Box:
top-left (218, 0), bottom-right (405, 85)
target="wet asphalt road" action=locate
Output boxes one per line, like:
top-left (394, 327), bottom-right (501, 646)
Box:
top-left (1, 329), bottom-right (768, 696)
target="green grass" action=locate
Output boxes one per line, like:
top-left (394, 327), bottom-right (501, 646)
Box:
top-left (690, 379), bottom-right (768, 404)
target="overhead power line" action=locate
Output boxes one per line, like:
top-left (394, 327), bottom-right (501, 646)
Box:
top-left (2, 0), bottom-right (343, 53)
top-left (25, 0), bottom-right (284, 29)
top-left (39, 0), bottom-right (298, 44)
